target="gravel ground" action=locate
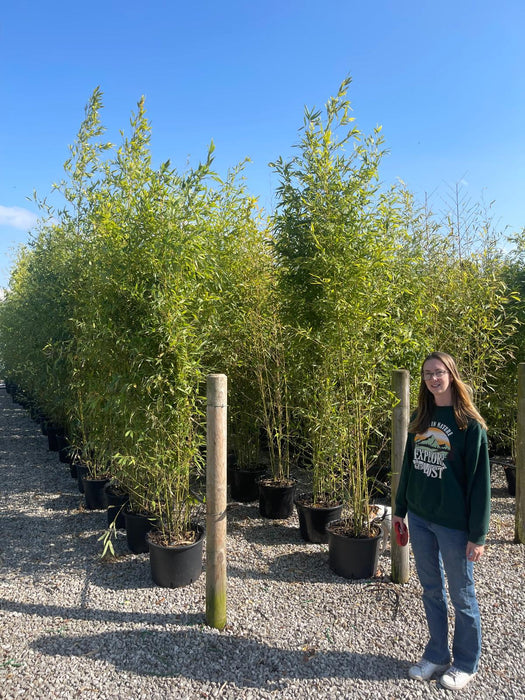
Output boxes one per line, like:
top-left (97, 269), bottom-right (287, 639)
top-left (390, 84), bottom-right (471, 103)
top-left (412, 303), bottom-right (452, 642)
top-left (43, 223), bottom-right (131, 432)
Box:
top-left (0, 384), bottom-right (524, 700)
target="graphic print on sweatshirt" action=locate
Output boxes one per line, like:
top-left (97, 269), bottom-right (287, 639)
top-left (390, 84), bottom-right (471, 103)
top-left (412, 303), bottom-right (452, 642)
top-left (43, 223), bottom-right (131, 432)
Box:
top-left (413, 421), bottom-right (453, 479)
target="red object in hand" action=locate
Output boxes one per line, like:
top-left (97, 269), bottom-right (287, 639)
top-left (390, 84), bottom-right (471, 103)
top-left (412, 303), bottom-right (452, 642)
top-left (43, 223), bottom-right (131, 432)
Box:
top-left (395, 521), bottom-right (409, 546)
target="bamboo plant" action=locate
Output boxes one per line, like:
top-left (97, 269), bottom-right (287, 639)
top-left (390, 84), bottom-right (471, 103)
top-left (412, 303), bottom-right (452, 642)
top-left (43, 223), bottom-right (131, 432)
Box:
top-left (271, 77), bottom-right (416, 535)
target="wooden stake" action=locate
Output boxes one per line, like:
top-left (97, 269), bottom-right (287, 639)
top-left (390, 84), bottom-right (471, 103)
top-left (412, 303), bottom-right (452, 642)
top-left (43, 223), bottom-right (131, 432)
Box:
top-left (391, 369), bottom-right (410, 583)
top-left (206, 373), bottom-right (227, 629)
top-left (515, 364), bottom-right (525, 543)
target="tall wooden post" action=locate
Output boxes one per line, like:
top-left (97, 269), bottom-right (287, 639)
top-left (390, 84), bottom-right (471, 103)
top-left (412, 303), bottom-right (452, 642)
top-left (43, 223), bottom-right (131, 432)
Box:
top-left (515, 364), bottom-right (525, 543)
top-left (391, 369), bottom-right (410, 583)
top-left (206, 373), bottom-right (227, 629)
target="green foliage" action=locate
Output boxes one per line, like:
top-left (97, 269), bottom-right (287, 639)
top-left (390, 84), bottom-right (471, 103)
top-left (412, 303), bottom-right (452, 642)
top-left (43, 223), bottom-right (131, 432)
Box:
top-left (0, 80), bottom-right (522, 548)
top-left (270, 77), bottom-right (519, 534)
top-left (0, 88), bottom-right (276, 542)
top-left (480, 227), bottom-right (525, 455)
top-left (270, 78), bottom-right (421, 533)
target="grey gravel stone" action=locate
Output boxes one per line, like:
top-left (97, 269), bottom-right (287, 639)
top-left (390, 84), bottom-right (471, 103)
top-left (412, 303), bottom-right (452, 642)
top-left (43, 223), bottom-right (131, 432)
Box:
top-left (0, 386), bottom-right (524, 699)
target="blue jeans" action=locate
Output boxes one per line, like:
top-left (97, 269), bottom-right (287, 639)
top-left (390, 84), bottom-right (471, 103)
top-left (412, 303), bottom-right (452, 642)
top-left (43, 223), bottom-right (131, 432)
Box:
top-left (408, 511), bottom-right (482, 674)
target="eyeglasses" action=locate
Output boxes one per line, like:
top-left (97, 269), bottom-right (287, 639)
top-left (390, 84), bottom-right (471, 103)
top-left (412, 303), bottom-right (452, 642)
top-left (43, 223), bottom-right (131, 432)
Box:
top-left (423, 370), bottom-right (449, 381)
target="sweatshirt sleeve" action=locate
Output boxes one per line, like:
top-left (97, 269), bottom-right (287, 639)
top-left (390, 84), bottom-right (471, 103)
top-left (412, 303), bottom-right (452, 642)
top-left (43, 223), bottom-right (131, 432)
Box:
top-left (394, 432), bottom-right (413, 519)
top-left (465, 421), bottom-right (491, 545)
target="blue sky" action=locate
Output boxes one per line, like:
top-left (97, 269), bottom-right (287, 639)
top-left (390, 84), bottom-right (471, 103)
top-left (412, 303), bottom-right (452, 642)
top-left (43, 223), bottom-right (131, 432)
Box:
top-left (1, 0), bottom-right (524, 289)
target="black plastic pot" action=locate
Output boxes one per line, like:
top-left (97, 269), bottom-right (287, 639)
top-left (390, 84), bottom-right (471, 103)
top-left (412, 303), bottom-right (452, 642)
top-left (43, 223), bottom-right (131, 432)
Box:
top-left (504, 465), bottom-right (516, 497)
top-left (124, 509), bottom-right (157, 554)
top-left (4, 381), bottom-right (16, 395)
top-left (147, 525), bottom-right (204, 588)
top-left (294, 496), bottom-right (344, 544)
top-left (57, 434), bottom-right (71, 464)
top-left (327, 521), bottom-right (382, 579)
top-left (230, 466), bottom-right (267, 503)
top-left (30, 405), bottom-right (41, 421)
top-left (82, 477), bottom-right (110, 510)
top-left (258, 479), bottom-right (297, 519)
top-left (46, 425), bottom-right (60, 452)
top-left (105, 485), bottom-right (129, 529)
top-left (76, 462), bottom-right (89, 493)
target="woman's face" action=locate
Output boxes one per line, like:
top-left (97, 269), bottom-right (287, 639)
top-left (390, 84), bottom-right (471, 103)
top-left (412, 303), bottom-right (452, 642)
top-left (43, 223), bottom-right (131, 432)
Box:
top-left (422, 357), bottom-right (453, 405)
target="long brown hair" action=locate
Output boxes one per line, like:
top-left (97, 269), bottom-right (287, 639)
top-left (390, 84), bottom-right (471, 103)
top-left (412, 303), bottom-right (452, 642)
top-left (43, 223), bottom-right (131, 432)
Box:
top-left (408, 351), bottom-right (487, 433)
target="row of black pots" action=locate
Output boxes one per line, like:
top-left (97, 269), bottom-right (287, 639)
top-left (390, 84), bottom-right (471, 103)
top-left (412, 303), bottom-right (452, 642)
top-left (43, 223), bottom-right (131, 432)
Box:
top-left (117, 478), bottom-right (377, 581)
top-left (231, 467), bottom-right (325, 528)
top-left (63, 461), bottom-right (148, 551)
top-left (80, 451), bottom-right (510, 585)
top-left (78, 471), bottom-right (204, 587)
top-left (229, 468), bottom-right (340, 540)
top-left (11, 385), bottom-right (374, 582)
top-left (79, 468), bottom-right (374, 582)
top-left (229, 467), bottom-right (380, 578)
top-left (76, 470), bottom-right (128, 527)
top-left (261, 481), bottom-right (380, 578)
top-left (3, 382), bottom-right (205, 589)
top-left (45, 424), bottom-right (73, 465)
top-left (3, 382), bottom-right (58, 441)
top-left (74, 470), bottom-right (204, 587)
top-left (72, 463), bottom-right (204, 586)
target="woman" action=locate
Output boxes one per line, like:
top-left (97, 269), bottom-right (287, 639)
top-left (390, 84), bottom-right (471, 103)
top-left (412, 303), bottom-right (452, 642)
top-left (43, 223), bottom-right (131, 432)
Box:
top-left (393, 351), bottom-right (491, 691)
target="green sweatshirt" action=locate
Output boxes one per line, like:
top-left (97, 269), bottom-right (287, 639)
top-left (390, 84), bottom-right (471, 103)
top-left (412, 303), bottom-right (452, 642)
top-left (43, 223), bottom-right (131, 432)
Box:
top-left (394, 405), bottom-right (491, 545)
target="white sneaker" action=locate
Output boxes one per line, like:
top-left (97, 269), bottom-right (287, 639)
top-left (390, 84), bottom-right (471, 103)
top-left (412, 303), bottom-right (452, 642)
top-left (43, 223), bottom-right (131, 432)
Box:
top-left (440, 666), bottom-right (476, 690)
top-left (408, 658), bottom-right (450, 681)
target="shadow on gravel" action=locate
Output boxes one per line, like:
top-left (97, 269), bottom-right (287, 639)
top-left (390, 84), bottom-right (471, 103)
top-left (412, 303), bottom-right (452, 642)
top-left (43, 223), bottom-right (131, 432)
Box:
top-left (226, 502), bottom-right (265, 520)
top-left (29, 626), bottom-right (404, 685)
top-left (0, 459), bottom-right (73, 495)
top-left (226, 550), bottom-right (353, 586)
top-left (0, 597), bottom-right (203, 629)
top-left (240, 521), bottom-right (304, 546)
top-left (491, 485), bottom-right (514, 499)
top-left (41, 492), bottom-right (89, 512)
top-left (91, 557), bottom-right (154, 590)
top-left (0, 510), bottom-right (115, 577)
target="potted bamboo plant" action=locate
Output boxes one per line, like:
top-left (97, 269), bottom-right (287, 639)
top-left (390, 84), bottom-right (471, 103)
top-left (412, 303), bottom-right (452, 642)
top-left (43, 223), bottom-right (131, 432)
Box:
top-left (227, 380), bottom-right (268, 503)
top-left (144, 415), bottom-right (206, 589)
top-left (293, 374), bottom-right (344, 543)
top-left (254, 310), bottom-right (297, 520)
top-left (322, 350), bottom-right (384, 579)
top-left (270, 77), bottom-right (402, 568)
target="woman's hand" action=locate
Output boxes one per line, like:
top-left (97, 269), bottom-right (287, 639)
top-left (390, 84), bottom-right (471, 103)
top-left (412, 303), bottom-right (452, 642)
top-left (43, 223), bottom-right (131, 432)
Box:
top-left (392, 515), bottom-right (406, 529)
top-left (466, 542), bottom-right (484, 562)
top-left (393, 515), bottom-right (409, 545)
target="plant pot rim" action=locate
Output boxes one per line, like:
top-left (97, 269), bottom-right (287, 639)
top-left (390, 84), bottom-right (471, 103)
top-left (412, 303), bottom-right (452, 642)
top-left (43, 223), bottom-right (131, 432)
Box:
top-left (294, 493), bottom-right (344, 509)
top-left (147, 523), bottom-right (205, 549)
top-left (231, 463), bottom-right (268, 473)
top-left (326, 517), bottom-right (381, 539)
top-left (124, 505), bottom-right (157, 518)
top-left (258, 477), bottom-right (297, 488)
top-left (82, 474), bottom-right (111, 483)
top-left (104, 482), bottom-right (128, 493)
